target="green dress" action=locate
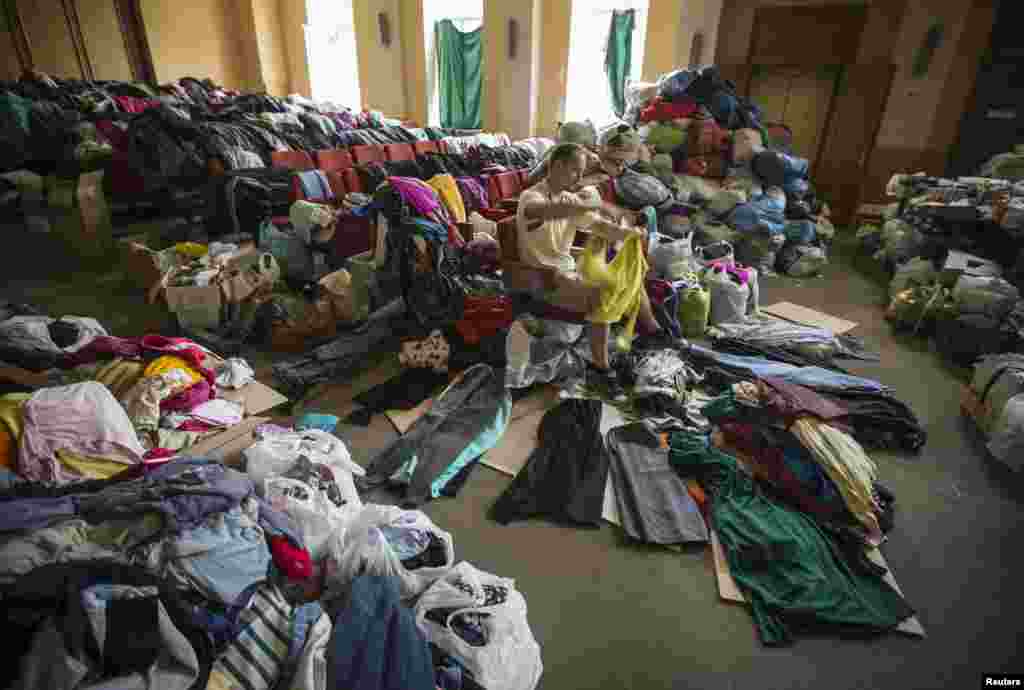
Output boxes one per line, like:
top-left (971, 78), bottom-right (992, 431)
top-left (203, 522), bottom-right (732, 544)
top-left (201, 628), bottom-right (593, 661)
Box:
top-left (669, 432), bottom-right (915, 645)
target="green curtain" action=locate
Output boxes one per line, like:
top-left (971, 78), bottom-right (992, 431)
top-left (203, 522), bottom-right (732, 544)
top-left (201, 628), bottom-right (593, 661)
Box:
top-left (436, 19), bottom-right (483, 129)
top-left (605, 9), bottom-right (635, 119)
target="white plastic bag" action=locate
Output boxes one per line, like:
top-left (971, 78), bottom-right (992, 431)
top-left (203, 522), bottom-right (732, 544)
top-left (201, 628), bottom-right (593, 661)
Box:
top-left (987, 393), bottom-right (1024, 471)
top-left (323, 504), bottom-right (455, 601)
top-left (650, 233), bottom-right (695, 279)
top-left (264, 476), bottom-right (358, 560)
top-left (953, 275), bottom-right (1020, 320)
top-left (704, 266), bottom-right (750, 325)
top-left (414, 562), bottom-right (543, 690)
top-left (243, 429), bottom-right (363, 488)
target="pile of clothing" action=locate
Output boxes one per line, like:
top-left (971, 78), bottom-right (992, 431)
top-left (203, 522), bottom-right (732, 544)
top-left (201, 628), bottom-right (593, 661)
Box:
top-left (0, 412), bottom-right (544, 690)
top-left (624, 65), bottom-right (833, 278)
top-left (486, 331), bottom-right (920, 645)
top-left (859, 173), bottom-right (1024, 364)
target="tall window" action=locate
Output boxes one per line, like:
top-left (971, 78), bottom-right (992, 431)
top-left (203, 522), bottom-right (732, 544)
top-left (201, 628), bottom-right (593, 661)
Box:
top-left (564, 0), bottom-right (648, 128)
top-left (423, 0), bottom-right (483, 126)
top-left (306, 0), bottom-right (361, 108)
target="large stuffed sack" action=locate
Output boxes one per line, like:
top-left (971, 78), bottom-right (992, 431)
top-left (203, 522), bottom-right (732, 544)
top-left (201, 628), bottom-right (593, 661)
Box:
top-left (415, 562), bottom-right (543, 690)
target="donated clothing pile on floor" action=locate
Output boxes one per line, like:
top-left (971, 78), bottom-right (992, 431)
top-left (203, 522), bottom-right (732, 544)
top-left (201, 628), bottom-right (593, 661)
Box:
top-left (0, 306), bottom-right (542, 689)
top-left (857, 173), bottom-right (1024, 365)
top-left (622, 66), bottom-right (833, 279)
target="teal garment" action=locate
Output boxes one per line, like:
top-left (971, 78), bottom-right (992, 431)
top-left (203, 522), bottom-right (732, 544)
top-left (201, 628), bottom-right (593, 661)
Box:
top-left (436, 19), bottom-right (483, 129)
top-left (669, 432), bottom-right (915, 646)
top-left (605, 10), bottom-right (635, 118)
top-left (296, 413), bottom-right (340, 433)
top-left (430, 394), bottom-right (510, 498)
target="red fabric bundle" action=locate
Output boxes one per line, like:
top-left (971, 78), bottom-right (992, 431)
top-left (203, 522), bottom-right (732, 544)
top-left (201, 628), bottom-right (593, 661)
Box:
top-left (455, 295), bottom-right (514, 345)
top-left (639, 97), bottom-right (700, 123)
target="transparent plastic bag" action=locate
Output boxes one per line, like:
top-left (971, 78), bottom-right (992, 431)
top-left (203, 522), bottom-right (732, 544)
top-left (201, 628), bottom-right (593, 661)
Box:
top-left (650, 233), bottom-right (695, 279)
top-left (243, 429), bottom-right (363, 488)
top-left (953, 275), bottom-right (1020, 320)
top-left (704, 265), bottom-right (750, 325)
top-left (414, 562), bottom-right (543, 690)
top-left (323, 504), bottom-right (455, 601)
top-left (264, 475), bottom-right (359, 559)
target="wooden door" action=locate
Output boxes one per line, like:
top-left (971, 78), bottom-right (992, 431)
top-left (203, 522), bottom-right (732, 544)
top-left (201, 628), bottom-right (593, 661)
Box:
top-left (814, 63), bottom-right (896, 225)
top-left (748, 66), bottom-right (838, 172)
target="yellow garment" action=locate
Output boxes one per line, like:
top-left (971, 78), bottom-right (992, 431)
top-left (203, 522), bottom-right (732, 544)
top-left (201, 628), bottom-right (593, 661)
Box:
top-left (174, 242), bottom-right (208, 258)
top-left (578, 233), bottom-right (648, 350)
top-left (427, 174), bottom-right (467, 223)
top-left (0, 393), bottom-right (29, 442)
top-left (96, 358), bottom-right (145, 399)
top-left (55, 449), bottom-right (131, 480)
top-left (0, 425), bottom-right (15, 470)
top-left (143, 356), bottom-right (202, 385)
top-left (789, 416), bottom-right (881, 535)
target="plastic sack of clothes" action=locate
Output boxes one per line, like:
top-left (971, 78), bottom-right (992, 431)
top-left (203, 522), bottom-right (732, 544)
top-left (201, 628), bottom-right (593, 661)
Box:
top-left (783, 219), bottom-right (817, 244)
top-left (953, 275), bottom-right (1020, 320)
top-left (678, 284), bottom-right (711, 337)
top-left (936, 313), bottom-right (1010, 365)
top-left (324, 503), bottom-right (455, 600)
top-left (650, 234), bottom-right (696, 279)
top-left (414, 562), bottom-right (543, 690)
top-left (889, 257), bottom-right (938, 298)
top-left (695, 240), bottom-right (734, 267)
top-left (612, 169), bottom-right (673, 211)
top-left (777, 243), bottom-right (827, 277)
top-left (987, 394), bottom-right (1024, 470)
top-left (978, 145), bottom-right (1024, 181)
top-left (726, 188), bottom-right (787, 237)
top-left (886, 284), bottom-right (956, 333)
top-left (704, 264), bottom-right (750, 325)
top-left (857, 223), bottom-right (883, 255)
top-left (735, 232), bottom-right (778, 275)
top-left (243, 428), bottom-right (363, 487)
top-left (646, 123), bottom-right (688, 154)
top-left (874, 219), bottom-right (924, 267)
top-left (264, 475), bottom-right (358, 559)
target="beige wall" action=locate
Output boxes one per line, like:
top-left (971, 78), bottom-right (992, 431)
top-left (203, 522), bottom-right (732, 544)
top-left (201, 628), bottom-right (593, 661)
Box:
top-left (76, 0), bottom-right (134, 81)
top-left (535, 0), bottom-right (571, 138)
top-left (141, 0), bottom-right (247, 87)
top-left (250, 0), bottom-right (291, 94)
top-left (353, 0), bottom-right (408, 115)
top-left (483, 0), bottom-right (540, 140)
top-left (279, 0), bottom-right (311, 97)
top-left (399, 0), bottom-right (426, 125)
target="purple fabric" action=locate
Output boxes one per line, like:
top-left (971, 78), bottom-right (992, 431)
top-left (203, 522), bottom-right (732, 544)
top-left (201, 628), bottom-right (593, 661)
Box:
top-left (387, 176), bottom-right (442, 218)
top-left (160, 380), bottom-right (213, 413)
top-left (456, 177), bottom-right (489, 212)
top-left (0, 497), bottom-right (77, 533)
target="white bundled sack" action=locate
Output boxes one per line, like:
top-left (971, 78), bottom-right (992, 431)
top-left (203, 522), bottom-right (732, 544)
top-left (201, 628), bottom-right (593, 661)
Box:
top-left (323, 504), bottom-right (455, 600)
top-left (704, 265), bottom-right (750, 325)
top-left (953, 275), bottom-right (1019, 320)
top-left (243, 429), bottom-right (364, 487)
top-left (650, 233), bottom-right (696, 279)
top-left (987, 394), bottom-right (1024, 471)
top-left (415, 562), bottom-right (543, 690)
top-left (264, 475), bottom-right (359, 559)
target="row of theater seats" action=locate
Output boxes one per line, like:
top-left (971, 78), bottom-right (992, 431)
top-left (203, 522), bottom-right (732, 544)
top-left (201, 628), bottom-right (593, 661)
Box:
top-left (269, 142), bottom-right (533, 264)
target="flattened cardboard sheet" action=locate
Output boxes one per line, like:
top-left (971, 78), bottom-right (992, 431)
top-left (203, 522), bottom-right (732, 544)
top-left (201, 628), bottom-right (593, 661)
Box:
top-left (761, 302), bottom-right (857, 334)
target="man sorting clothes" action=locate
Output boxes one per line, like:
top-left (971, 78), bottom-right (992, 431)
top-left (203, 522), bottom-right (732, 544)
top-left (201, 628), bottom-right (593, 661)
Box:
top-left (517, 142), bottom-right (662, 393)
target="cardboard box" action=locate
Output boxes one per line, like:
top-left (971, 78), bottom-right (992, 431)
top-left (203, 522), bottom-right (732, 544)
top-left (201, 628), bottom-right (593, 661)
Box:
top-left (165, 282), bottom-right (223, 330)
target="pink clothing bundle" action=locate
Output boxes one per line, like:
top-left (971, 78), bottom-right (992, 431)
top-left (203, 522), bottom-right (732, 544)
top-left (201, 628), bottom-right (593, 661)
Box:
top-left (19, 382), bottom-right (145, 483)
top-left (161, 380), bottom-right (214, 413)
top-left (64, 335), bottom-right (217, 386)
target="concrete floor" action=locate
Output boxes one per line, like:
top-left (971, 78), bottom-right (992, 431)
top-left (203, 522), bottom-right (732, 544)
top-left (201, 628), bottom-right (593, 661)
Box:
top-left (4, 230), bottom-right (1024, 690)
